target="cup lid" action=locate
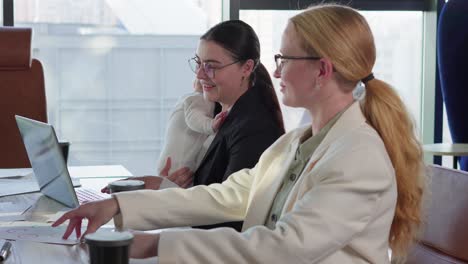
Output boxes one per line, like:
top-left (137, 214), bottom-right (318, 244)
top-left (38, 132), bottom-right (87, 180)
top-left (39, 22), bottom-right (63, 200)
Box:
top-left (108, 180), bottom-right (145, 192)
top-left (85, 231), bottom-right (134, 247)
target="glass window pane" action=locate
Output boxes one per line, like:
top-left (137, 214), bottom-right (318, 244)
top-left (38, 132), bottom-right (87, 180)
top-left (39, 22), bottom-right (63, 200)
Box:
top-left (15, 0), bottom-right (222, 34)
top-left (240, 10), bottom-right (423, 133)
top-left (15, 0), bottom-right (221, 175)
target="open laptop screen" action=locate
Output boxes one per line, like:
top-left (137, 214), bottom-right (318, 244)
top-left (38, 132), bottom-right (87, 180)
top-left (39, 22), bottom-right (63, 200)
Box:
top-left (15, 115), bottom-right (79, 208)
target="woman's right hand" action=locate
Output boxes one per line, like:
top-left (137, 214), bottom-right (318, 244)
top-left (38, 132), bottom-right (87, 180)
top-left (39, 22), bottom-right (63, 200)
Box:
top-left (101, 158), bottom-right (194, 192)
top-left (159, 157), bottom-right (193, 188)
top-left (52, 197), bottom-right (120, 239)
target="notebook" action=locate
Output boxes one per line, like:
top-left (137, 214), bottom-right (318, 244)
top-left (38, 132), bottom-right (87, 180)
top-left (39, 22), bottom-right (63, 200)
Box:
top-left (15, 115), bottom-right (108, 208)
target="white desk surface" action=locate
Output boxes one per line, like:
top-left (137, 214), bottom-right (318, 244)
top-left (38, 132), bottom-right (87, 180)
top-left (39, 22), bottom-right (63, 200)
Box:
top-left (69, 165), bottom-right (133, 192)
top-left (0, 165), bottom-right (132, 196)
top-left (0, 165), bottom-right (132, 179)
top-left (68, 165), bottom-right (132, 178)
top-left (423, 143), bottom-right (468, 156)
top-left (0, 165), bottom-right (158, 264)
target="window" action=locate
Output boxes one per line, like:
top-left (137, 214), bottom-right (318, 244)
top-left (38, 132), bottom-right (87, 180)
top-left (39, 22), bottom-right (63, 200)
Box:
top-left (9, 1), bottom-right (433, 172)
top-left (15, 0), bottom-right (222, 175)
top-left (240, 10), bottom-right (423, 132)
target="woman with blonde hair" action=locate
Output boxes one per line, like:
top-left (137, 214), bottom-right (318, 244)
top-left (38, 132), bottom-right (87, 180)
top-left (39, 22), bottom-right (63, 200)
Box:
top-left (54, 4), bottom-right (424, 263)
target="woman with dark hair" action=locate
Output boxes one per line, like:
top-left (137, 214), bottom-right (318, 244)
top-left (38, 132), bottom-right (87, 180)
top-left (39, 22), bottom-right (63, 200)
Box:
top-left (190, 20), bottom-right (284, 186)
top-left (101, 20), bottom-right (285, 231)
top-left (183, 20), bottom-right (285, 231)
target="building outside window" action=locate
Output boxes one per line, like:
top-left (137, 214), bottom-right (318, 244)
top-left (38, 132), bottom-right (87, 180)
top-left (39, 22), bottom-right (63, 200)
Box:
top-left (15, 0), bottom-right (222, 175)
top-left (13, 1), bottom-right (431, 173)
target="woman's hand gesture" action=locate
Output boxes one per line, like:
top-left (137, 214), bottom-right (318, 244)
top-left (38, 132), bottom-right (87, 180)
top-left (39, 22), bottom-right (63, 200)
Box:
top-left (51, 197), bottom-right (120, 239)
top-left (159, 157), bottom-right (194, 188)
top-left (100, 158), bottom-right (193, 193)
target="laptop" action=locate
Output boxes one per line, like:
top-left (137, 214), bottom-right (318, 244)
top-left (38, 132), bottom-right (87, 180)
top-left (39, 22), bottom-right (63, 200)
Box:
top-left (15, 115), bottom-right (108, 208)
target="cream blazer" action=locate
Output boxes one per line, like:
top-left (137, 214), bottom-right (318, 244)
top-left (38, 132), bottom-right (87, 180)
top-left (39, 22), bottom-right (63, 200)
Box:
top-left (114, 102), bottom-right (397, 264)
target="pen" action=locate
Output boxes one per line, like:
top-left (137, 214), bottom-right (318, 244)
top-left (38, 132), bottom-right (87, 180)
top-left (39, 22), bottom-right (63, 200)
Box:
top-left (0, 241), bottom-right (11, 261)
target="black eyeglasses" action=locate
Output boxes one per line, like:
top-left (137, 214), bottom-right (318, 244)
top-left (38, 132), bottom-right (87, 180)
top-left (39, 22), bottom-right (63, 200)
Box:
top-left (274, 54), bottom-right (321, 72)
top-left (188, 57), bottom-right (240, 79)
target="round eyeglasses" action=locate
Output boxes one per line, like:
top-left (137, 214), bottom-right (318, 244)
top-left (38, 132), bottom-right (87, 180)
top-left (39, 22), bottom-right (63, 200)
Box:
top-left (188, 57), bottom-right (240, 79)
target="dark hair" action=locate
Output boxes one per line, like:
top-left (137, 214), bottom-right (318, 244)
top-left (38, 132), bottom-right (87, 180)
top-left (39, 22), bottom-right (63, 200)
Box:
top-left (201, 20), bottom-right (285, 133)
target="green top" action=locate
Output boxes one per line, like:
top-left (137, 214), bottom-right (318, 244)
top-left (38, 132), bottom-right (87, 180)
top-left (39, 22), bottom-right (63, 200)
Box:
top-left (264, 110), bottom-right (344, 229)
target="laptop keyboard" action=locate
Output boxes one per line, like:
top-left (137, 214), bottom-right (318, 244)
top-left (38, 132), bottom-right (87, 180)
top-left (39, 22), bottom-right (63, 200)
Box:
top-left (76, 188), bottom-right (108, 204)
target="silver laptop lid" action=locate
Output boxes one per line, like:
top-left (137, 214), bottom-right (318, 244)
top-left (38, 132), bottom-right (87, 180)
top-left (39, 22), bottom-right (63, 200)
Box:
top-left (15, 115), bottom-right (79, 208)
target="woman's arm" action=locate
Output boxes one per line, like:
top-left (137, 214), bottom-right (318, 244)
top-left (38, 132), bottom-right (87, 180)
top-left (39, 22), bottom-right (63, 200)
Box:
top-left (52, 197), bottom-right (120, 239)
top-left (156, 146), bottom-right (395, 263)
top-left (113, 165), bottom-right (257, 230)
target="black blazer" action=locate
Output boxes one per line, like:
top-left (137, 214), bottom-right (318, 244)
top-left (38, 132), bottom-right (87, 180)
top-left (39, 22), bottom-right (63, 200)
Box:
top-left (193, 84), bottom-right (284, 231)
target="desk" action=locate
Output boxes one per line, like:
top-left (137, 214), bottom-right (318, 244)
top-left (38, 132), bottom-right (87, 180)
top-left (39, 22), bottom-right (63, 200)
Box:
top-left (423, 143), bottom-right (468, 169)
top-left (0, 165), bottom-right (158, 264)
top-left (69, 165), bottom-right (132, 192)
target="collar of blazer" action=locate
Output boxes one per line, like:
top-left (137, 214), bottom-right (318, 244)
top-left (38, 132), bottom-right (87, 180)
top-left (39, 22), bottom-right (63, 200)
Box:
top-left (305, 101), bottom-right (366, 173)
top-left (242, 101), bottom-right (367, 230)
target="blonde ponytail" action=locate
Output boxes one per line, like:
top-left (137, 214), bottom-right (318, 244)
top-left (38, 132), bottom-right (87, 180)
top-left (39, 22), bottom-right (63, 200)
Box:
top-left (361, 78), bottom-right (424, 258)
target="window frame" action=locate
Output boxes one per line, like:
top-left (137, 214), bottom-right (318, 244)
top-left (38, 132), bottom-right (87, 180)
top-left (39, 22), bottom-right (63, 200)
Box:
top-left (228, 0), bottom-right (433, 20)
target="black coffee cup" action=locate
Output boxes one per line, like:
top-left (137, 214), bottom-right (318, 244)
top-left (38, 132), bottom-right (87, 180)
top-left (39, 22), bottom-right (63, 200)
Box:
top-left (108, 180), bottom-right (145, 193)
top-left (85, 231), bottom-right (134, 264)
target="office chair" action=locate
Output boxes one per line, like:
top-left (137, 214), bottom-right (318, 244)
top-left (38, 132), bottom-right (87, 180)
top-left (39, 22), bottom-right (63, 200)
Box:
top-left (405, 165), bottom-right (468, 263)
top-left (0, 27), bottom-right (47, 168)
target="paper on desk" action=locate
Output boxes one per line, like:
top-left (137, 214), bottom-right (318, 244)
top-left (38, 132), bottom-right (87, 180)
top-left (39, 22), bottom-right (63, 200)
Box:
top-left (0, 166), bottom-right (132, 179)
top-left (0, 168), bottom-right (32, 178)
top-left (0, 202), bottom-right (31, 214)
top-left (0, 226), bottom-right (81, 245)
top-left (0, 202), bottom-right (30, 222)
top-left (0, 178), bottom-right (40, 197)
top-left (0, 215), bottom-right (26, 221)
top-left (11, 239), bottom-right (86, 264)
top-left (0, 177), bottom-right (80, 197)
